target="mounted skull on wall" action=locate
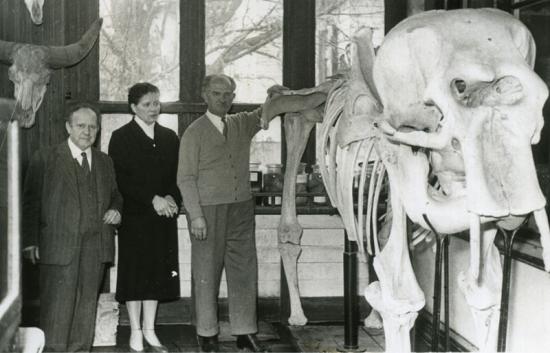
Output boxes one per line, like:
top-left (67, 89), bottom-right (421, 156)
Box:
top-left (23, 0), bottom-right (45, 25)
top-left (261, 8), bottom-right (550, 352)
top-left (0, 18), bottom-right (102, 127)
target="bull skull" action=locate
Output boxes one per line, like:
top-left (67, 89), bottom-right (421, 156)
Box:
top-left (0, 18), bottom-right (102, 127)
top-left (261, 8), bottom-right (550, 352)
top-left (23, 0), bottom-right (45, 25)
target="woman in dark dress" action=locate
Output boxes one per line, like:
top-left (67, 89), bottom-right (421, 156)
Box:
top-left (109, 82), bottom-right (181, 352)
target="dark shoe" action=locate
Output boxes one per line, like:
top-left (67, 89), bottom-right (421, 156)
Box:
top-left (236, 334), bottom-right (270, 352)
top-left (197, 335), bottom-right (219, 353)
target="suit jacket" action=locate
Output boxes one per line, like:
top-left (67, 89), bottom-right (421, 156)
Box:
top-left (23, 141), bottom-right (123, 265)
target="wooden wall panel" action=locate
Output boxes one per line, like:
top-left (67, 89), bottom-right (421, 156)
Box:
top-left (0, 0), bottom-right (68, 166)
top-left (282, 0), bottom-right (316, 166)
top-left (64, 0), bottom-right (100, 103)
top-left (0, 0), bottom-right (100, 165)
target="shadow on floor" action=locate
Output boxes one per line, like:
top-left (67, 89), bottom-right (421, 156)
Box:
top-left (289, 324), bottom-right (385, 352)
top-left (92, 322), bottom-right (300, 352)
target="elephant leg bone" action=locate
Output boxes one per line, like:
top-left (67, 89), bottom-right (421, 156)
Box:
top-left (279, 241), bottom-right (307, 326)
top-left (364, 187), bottom-right (425, 352)
top-left (458, 226), bottom-right (501, 352)
top-left (364, 309), bottom-right (383, 329)
top-left (278, 112), bottom-right (316, 326)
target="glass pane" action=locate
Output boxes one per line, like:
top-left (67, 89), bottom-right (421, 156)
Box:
top-left (99, 0), bottom-right (180, 101)
top-left (316, 0), bottom-right (385, 83)
top-left (205, 0), bottom-right (283, 165)
top-left (250, 116), bottom-right (281, 166)
top-left (100, 114), bottom-right (178, 153)
top-left (205, 0), bottom-right (283, 104)
top-left (315, 0), bottom-right (385, 163)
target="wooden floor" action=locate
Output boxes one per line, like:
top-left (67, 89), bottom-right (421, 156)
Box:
top-left (90, 322), bottom-right (389, 352)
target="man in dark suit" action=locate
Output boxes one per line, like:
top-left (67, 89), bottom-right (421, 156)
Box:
top-left (23, 102), bottom-right (123, 352)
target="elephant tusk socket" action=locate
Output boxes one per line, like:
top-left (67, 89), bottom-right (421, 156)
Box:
top-left (469, 212), bottom-right (481, 281)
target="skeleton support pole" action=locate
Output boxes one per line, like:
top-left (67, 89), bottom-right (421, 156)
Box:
top-left (340, 232), bottom-right (363, 352)
top-left (496, 225), bottom-right (522, 352)
top-left (423, 215), bottom-right (450, 352)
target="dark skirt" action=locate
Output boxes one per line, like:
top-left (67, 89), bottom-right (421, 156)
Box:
top-left (115, 213), bottom-right (180, 302)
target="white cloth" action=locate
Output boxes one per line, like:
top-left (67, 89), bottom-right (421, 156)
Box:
top-left (134, 116), bottom-right (155, 139)
top-left (67, 138), bottom-right (92, 169)
top-left (206, 110), bottom-right (226, 135)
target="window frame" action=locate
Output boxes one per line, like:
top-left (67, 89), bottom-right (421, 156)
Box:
top-left (96, 0), bottom-right (317, 166)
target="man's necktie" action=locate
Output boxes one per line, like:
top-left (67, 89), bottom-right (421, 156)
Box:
top-left (221, 116), bottom-right (228, 138)
top-left (81, 152), bottom-right (90, 175)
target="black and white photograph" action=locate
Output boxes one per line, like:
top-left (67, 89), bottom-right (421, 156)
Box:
top-left (1, 0), bottom-right (550, 352)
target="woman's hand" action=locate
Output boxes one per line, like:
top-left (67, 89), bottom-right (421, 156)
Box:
top-left (165, 195), bottom-right (179, 217)
top-left (153, 195), bottom-right (179, 217)
top-left (153, 195), bottom-right (171, 217)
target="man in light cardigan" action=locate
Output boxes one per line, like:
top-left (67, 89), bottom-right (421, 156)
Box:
top-left (177, 74), bottom-right (278, 353)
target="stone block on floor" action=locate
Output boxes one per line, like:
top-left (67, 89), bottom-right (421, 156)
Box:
top-left (93, 293), bottom-right (119, 347)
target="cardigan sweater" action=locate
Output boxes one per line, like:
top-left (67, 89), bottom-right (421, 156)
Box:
top-left (177, 109), bottom-right (262, 220)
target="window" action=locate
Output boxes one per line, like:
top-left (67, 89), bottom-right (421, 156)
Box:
top-left (315, 0), bottom-right (384, 83)
top-left (99, 0), bottom-right (180, 151)
top-left (205, 0), bottom-right (283, 165)
top-left (97, 0), bottom-right (388, 171)
top-left (315, 0), bottom-right (385, 163)
top-left (205, 0), bottom-right (283, 103)
top-left (99, 0), bottom-right (180, 101)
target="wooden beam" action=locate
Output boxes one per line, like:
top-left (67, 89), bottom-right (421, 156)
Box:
top-left (91, 101), bottom-right (259, 115)
top-left (180, 0), bottom-right (206, 136)
top-left (385, 0), bottom-right (408, 33)
top-left (282, 0), bottom-right (316, 168)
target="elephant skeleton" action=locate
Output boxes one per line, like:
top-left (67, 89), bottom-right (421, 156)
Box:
top-left (262, 8), bottom-right (550, 352)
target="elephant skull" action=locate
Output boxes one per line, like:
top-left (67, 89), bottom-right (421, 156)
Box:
top-left (375, 9), bottom-right (550, 255)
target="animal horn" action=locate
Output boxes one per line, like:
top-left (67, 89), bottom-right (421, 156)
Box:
top-left (45, 18), bottom-right (103, 69)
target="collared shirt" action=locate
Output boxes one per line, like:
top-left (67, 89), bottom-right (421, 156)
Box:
top-left (205, 110), bottom-right (226, 135)
top-left (134, 116), bottom-right (155, 140)
top-left (68, 138), bottom-right (92, 169)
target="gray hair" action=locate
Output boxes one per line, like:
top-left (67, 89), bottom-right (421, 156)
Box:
top-left (202, 74), bottom-right (236, 93)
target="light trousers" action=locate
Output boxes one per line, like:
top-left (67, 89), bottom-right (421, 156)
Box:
top-left (190, 199), bottom-right (258, 336)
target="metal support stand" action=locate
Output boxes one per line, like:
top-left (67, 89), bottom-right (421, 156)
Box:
top-left (497, 226), bottom-right (521, 352)
top-left (338, 232), bottom-right (365, 352)
top-left (423, 215), bottom-right (450, 352)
